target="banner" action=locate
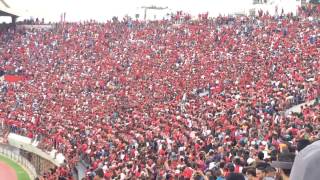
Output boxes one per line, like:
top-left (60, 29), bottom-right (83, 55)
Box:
top-left (4, 75), bottom-right (26, 83)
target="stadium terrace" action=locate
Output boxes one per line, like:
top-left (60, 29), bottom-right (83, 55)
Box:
top-left (0, 3), bottom-right (320, 180)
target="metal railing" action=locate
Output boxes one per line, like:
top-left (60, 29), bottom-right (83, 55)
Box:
top-left (0, 143), bottom-right (37, 179)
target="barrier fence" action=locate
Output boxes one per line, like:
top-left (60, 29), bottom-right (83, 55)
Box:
top-left (0, 143), bottom-right (37, 179)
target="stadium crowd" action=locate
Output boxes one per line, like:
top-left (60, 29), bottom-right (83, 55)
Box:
top-left (0, 4), bottom-right (320, 180)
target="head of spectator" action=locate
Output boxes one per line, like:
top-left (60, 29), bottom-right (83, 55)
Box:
top-left (296, 139), bottom-right (311, 152)
top-left (256, 162), bottom-right (270, 180)
top-left (226, 173), bottom-right (245, 180)
top-left (243, 167), bottom-right (256, 180)
top-left (257, 151), bottom-right (265, 161)
top-left (191, 170), bottom-right (206, 180)
top-left (263, 165), bottom-right (276, 180)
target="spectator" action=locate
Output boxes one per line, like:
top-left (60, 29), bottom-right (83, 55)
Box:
top-left (271, 152), bottom-right (295, 180)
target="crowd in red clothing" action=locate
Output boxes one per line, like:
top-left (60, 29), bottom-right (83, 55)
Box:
top-left (0, 5), bottom-right (319, 180)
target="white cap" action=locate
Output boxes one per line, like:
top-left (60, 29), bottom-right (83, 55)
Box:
top-left (247, 158), bottom-right (255, 165)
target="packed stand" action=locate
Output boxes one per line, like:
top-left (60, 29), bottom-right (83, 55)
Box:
top-left (0, 6), bottom-right (320, 180)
